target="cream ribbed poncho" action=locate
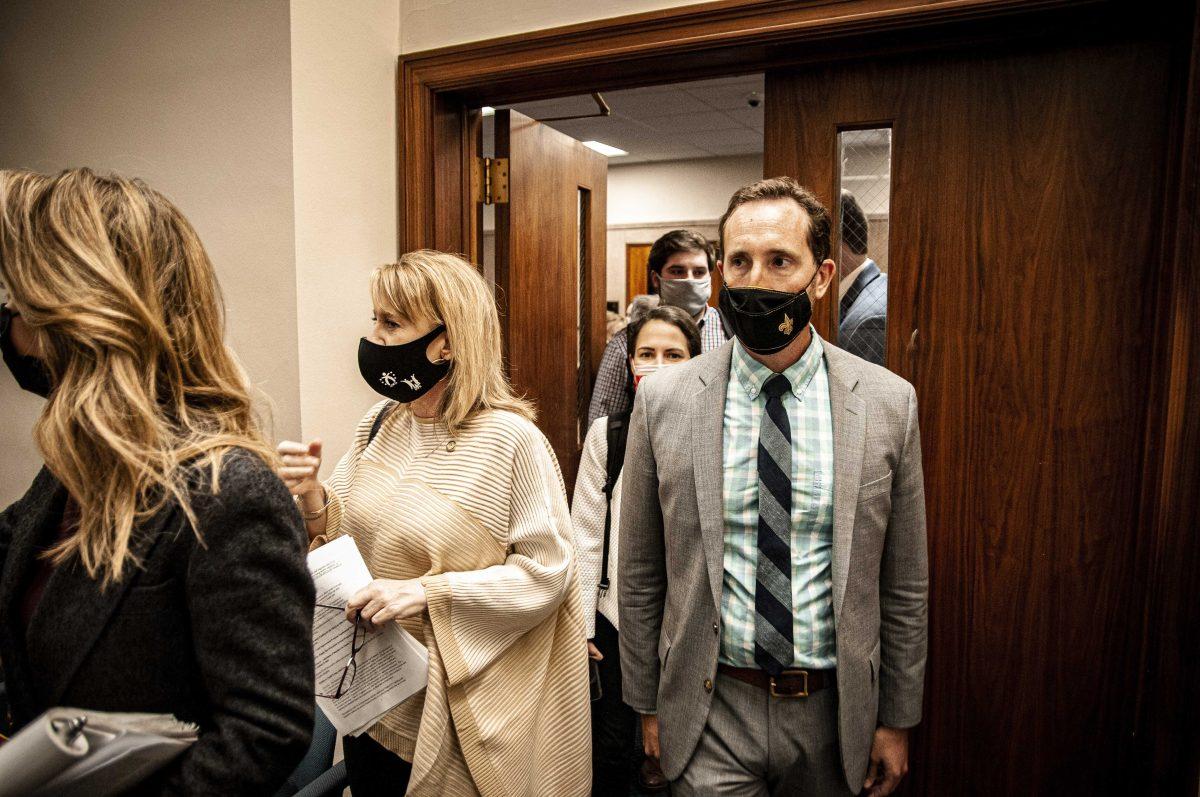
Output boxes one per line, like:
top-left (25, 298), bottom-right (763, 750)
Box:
top-left (313, 400), bottom-right (591, 796)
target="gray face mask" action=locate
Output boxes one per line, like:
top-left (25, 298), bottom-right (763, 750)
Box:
top-left (657, 276), bottom-right (712, 317)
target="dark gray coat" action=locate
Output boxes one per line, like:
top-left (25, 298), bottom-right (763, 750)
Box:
top-left (0, 451), bottom-right (315, 795)
top-left (839, 261), bottom-right (888, 366)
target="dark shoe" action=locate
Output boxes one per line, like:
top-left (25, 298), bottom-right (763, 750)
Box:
top-left (638, 756), bottom-right (669, 792)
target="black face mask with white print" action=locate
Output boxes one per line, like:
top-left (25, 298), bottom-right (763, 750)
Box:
top-left (357, 325), bottom-right (451, 403)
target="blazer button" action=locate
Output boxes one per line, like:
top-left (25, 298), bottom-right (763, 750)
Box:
top-left (712, 622), bottom-right (719, 634)
top-left (704, 678), bottom-right (713, 693)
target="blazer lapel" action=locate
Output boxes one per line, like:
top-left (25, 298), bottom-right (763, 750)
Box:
top-left (826, 346), bottom-right (866, 619)
top-left (27, 501), bottom-right (176, 707)
top-left (691, 341), bottom-right (734, 611)
top-left (840, 261), bottom-right (882, 319)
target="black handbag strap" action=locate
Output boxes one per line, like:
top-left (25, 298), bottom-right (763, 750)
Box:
top-left (598, 411), bottom-right (631, 595)
top-left (367, 401), bottom-right (397, 446)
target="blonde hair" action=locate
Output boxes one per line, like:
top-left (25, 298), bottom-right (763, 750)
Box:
top-left (370, 250), bottom-right (534, 432)
top-left (0, 168), bottom-right (276, 587)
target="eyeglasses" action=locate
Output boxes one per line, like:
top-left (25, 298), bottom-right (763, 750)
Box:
top-left (314, 604), bottom-right (366, 699)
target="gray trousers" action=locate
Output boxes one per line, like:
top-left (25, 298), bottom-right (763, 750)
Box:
top-left (671, 673), bottom-right (856, 797)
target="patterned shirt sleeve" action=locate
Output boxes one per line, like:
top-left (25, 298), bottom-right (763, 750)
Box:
top-left (587, 328), bottom-right (632, 426)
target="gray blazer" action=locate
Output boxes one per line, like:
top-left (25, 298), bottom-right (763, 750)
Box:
top-left (839, 261), bottom-right (888, 366)
top-left (618, 338), bottom-right (928, 791)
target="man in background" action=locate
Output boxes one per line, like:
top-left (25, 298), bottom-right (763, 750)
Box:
top-left (587, 229), bottom-right (728, 425)
top-left (837, 190), bottom-right (888, 366)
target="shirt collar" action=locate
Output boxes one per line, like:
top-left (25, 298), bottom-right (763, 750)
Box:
top-left (838, 258), bottom-right (876, 301)
top-left (732, 326), bottom-right (824, 401)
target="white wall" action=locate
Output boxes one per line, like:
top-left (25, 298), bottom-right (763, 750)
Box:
top-left (290, 0), bottom-right (401, 475)
top-left (400, 0), bottom-right (707, 53)
top-left (0, 0), bottom-right (300, 506)
top-left (607, 154), bottom-right (762, 227)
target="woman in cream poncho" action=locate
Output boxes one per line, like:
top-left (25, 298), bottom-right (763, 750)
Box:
top-left (277, 250), bottom-right (590, 796)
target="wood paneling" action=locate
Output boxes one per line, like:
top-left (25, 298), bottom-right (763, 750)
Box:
top-left (625, 243), bottom-right (651, 304)
top-left (400, 0), bottom-right (1110, 106)
top-left (396, 0), bottom-right (1125, 256)
top-left (767, 38), bottom-right (1177, 794)
top-left (399, 0), bottom-right (1199, 791)
top-left (495, 110), bottom-right (607, 488)
top-left (1130, 6), bottom-right (1200, 793)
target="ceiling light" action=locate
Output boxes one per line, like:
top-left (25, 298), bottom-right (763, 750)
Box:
top-left (481, 106), bottom-right (495, 117)
top-left (582, 140), bottom-right (628, 157)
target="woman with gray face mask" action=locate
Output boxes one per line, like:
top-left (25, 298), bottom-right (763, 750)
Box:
top-left (586, 230), bottom-right (729, 427)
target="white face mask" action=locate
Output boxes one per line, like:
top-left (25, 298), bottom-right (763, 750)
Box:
top-left (657, 276), bottom-right (711, 317)
top-left (631, 362), bottom-right (669, 389)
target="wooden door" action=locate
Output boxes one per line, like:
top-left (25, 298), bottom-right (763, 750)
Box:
top-left (625, 243), bottom-right (651, 305)
top-left (494, 109), bottom-right (607, 489)
top-left (766, 38), bottom-right (1173, 794)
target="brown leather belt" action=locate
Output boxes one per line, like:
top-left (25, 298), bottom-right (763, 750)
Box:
top-left (717, 664), bottom-right (836, 698)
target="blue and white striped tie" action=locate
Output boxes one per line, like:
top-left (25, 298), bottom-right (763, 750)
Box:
top-left (754, 373), bottom-right (794, 676)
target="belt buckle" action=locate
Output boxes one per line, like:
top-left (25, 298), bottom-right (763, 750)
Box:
top-left (769, 670), bottom-right (809, 698)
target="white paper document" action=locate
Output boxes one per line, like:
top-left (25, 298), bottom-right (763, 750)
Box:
top-left (308, 535), bottom-right (429, 736)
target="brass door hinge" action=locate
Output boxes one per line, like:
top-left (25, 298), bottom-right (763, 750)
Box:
top-left (474, 157), bottom-right (509, 205)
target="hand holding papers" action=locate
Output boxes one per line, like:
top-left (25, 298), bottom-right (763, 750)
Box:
top-left (308, 535), bottom-right (429, 736)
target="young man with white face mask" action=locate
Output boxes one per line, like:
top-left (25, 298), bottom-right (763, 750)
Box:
top-left (587, 230), bottom-right (728, 426)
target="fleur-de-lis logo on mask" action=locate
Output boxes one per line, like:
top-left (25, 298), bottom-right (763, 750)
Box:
top-left (402, 374), bottom-right (422, 391)
top-left (778, 312), bottom-right (794, 336)
top-left (380, 372), bottom-right (398, 387)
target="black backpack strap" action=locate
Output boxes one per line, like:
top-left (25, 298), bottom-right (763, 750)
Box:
top-left (367, 401), bottom-right (397, 447)
top-left (598, 411), bottom-right (631, 595)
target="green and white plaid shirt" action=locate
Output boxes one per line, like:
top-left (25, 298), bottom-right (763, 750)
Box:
top-left (720, 329), bottom-right (837, 669)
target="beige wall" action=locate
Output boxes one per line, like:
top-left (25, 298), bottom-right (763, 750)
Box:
top-left (290, 0), bottom-right (401, 476)
top-left (399, 0), bottom-right (706, 53)
top-left (607, 154), bottom-right (762, 227)
top-left (0, 1), bottom-right (725, 506)
top-left (0, 0), bottom-right (301, 507)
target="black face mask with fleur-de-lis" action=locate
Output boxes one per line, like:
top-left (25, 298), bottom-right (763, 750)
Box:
top-left (717, 267), bottom-right (820, 355)
top-left (357, 325), bottom-right (451, 403)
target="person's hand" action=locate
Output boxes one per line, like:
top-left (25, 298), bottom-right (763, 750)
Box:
top-left (587, 641), bottom-right (603, 661)
top-left (276, 439), bottom-right (323, 497)
top-left (863, 726), bottom-right (909, 796)
top-left (641, 713), bottom-right (660, 759)
top-left (347, 578), bottom-right (427, 629)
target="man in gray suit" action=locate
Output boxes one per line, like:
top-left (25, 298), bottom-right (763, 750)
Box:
top-left (837, 190), bottom-right (888, 366)
top-left (619, 177), bottom-right (927, 796)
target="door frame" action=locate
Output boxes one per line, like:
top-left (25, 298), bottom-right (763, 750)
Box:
top-left (397, 1), bottom-right (1200, 791)
top-left (398, 0), bottom-right (1129, 256)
